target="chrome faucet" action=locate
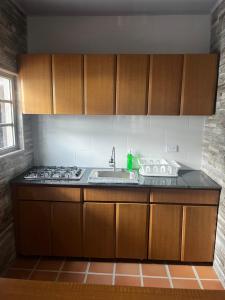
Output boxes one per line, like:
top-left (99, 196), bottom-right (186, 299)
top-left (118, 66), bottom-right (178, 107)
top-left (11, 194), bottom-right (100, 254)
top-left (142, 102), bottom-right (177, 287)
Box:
top-left (109, 146), bottom-right (116, 171)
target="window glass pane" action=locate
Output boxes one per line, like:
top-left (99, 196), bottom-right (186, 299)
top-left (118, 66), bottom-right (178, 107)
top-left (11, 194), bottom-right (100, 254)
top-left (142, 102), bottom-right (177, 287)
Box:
top-left (0, 102), bottom-right (13, 123)
top-left (0, 76), bottom-right (11, 100)
top-left (0, 126), bottom-right (15, 149)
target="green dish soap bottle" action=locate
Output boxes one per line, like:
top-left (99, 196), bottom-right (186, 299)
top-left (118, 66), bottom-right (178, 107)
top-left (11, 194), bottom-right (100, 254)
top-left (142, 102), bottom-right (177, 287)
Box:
top-left (127, 150), bottom-right (133, 172)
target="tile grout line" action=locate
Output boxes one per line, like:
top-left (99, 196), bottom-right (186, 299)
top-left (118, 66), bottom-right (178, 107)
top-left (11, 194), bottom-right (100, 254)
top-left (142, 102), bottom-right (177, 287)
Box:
top-left (10, 263), bottom-right (206, 281)
top-left (7, 259), bottom-right (224, 290)
top-left (55, 259), bottom-right (65, 282)
top-left (199, 278), bottom-right (224, 282)
top-left (83, 262), bottom-right (90, 284)
top-left (192, 266), bottom-right (203, 290)
top-left (139, 263), bottom-right (144, 287)
top-left (165, 265), bottom-right (173, 288)
top-left (112, 263), bottom-right (116, 286)
top-left (9, 267), bottom-right (223, 281)
top-left (27, 257), bottom-right (41, 280)
top-left (171, 277), bottom-right (219, 281)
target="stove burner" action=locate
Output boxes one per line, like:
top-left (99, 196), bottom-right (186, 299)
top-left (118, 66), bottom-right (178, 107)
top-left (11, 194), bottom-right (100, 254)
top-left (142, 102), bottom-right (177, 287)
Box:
top-left (24, 166), bottom-right (85, 181)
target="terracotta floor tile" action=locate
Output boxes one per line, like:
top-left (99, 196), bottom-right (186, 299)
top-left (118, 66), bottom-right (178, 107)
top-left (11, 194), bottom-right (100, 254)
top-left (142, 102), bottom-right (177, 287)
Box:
top-left (168, 265), bottom-right (195, 278)
top-left (116, 263), bottom-right (140, 275)
top-left (201, 280), bottom-right (224, 290)
top-left (89, 262), bottom-right (113, 274)
top-left (58, 272), bottom-right (85, 283)
top-left (62, 260), bottom-right (87, 273)
top-left (3, 269), bottom-right (31, 280)
top-left (142, 264), bottom-right (167, 277)
top-left (36, 258), bottom-right (63, 271)
top-left (86, 274), bottom-right (112, 285)
top-left (10, 257), bottom-right (38, 269)
top-left (195, 266), bottom-right (218, 279)
top-left (143, 278), bottom-right (171, 288)
top-left (172, 279), bottom-right (200, 289)
top-left (30, 271), bottom-right (57, 281)
top-left (115, 276), bottom-right (141, 287)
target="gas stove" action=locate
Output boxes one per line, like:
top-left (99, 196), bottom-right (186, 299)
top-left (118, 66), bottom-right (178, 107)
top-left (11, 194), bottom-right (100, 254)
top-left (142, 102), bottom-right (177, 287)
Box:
top-left (24, 166), bottom-right (85, 181)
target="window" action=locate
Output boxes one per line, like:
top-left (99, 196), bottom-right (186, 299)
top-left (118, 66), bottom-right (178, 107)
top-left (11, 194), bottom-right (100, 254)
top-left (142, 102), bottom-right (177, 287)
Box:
top-left (0, 71), bottom-right (18, 155)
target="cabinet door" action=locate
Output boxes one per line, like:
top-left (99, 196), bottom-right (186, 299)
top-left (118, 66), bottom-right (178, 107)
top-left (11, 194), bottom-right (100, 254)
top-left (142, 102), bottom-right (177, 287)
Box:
top-left (180, 54), bottom-right (218, 115)
top-left (148, 55), bottom-right (183, 115)
top-left (116, 203), bottom-right (148, 259)
top-left (83, 202), bottom-right (115, 258)
top-left (149, 204), bottom-right (182, 260)
top-left (52, 54), bottom-right (83, 114)
top-left (19, 54), bottom-right (52, 114)
top-left (181, 206), bottom-right (217, 262)
top-left (52, 202), bottom-right (82, 256)
top-left (84, 54), bottom-right (116, 114)
top-left (116, 54), bottom-right (149, 115)
top-left (19, 201), bottom-right (51, 255)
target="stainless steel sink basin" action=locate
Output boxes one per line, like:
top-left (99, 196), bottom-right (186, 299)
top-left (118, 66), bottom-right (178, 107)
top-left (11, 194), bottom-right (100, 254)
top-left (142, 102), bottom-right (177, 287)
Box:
top-left (88, 169), bottom-right (139, 184)
top-left (97, 170), bottom-right (131, 178)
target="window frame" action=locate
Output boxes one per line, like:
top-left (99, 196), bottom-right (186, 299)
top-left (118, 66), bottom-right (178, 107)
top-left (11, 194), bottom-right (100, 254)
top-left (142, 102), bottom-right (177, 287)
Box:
top-left (0, 70), bottom-right (19, 156)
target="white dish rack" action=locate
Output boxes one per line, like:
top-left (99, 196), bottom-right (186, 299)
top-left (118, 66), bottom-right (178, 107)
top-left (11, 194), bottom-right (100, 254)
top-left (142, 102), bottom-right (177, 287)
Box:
top-left (138, 158), bottom-right (181, 177)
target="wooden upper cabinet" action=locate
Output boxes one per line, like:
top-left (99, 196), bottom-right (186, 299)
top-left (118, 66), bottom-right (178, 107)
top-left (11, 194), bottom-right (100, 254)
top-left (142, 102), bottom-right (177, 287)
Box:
top-left (52, 54), bottom-right (83, 114)
top-left (19, 54), bottom-right (53, 114)
top-left (116, 54), bottom-right (149, 115)
top-left (84, 54), bottom-right (116, 114)
top-left (180, 54), bottom-right (218, 115)
top-left (148, 55), bottom-right (183, 115)
top-left (181, 206), bottom-right (217, 262)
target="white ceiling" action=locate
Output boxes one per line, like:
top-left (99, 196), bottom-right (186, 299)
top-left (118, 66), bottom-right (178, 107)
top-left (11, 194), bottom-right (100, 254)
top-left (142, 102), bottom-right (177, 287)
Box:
top-left (17, 0), bottom-right (217, 16)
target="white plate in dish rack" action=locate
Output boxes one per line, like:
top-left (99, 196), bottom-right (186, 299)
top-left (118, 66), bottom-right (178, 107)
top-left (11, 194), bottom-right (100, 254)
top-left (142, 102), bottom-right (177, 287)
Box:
top-left (138, 158), bottom-right (181, 177)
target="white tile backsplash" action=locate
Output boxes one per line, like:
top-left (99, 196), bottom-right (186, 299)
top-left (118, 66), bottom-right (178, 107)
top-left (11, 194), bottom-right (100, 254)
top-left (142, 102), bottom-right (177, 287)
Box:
top-left (32, 115), bottom-right (206, 169)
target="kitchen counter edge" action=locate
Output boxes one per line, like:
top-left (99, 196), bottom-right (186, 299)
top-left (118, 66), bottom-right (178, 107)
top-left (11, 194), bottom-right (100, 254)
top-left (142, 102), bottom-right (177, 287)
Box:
top-left (10, 168), bottom-right (221, 190)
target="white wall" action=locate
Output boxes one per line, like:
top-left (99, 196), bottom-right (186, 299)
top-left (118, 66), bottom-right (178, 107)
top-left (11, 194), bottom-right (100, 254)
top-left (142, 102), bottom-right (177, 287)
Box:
top-left (28, 15), bottom-right (210, 53)
top-left (28, 15), bottom-right (210, 169)
top-left (32, 116), bottom-right (205, 169)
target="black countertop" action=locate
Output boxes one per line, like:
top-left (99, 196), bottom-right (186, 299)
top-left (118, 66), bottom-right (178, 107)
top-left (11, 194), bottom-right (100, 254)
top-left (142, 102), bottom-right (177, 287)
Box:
top-left (11, 168), bottom-right (221, 190)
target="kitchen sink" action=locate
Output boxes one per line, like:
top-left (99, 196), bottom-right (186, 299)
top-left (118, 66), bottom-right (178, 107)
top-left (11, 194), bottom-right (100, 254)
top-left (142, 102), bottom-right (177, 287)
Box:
top-left (88, 169), bottom-right (139, 184)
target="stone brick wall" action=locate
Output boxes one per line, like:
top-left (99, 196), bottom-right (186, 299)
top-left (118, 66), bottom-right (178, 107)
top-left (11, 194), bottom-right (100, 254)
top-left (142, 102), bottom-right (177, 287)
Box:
top-left (0, 1), bottom-right (33, 272)
top-left (202, 0), bottom-right (225, 285)
top-left (0, 0), bottom-right (26, 72)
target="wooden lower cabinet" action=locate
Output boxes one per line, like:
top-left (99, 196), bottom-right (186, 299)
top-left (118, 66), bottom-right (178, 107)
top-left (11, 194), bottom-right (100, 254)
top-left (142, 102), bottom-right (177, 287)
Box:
top-left (181, 206), bottom-right (217, 262)
top-left (116, 203), bottom-right (148, 259)
top-left (52, 202), bottom-right (82, 257)
top-left (15, 186), bottom-right (82, 202)
top-left (83, 202), bottom-right (115, 258)
top-left (19, 201), bottom-right (51, 256)
top-left (14, 186), bottom-right (219, 262)
top-left (149, 204), bottom-right (182, 260)
top-left (149, 203), bottom-right (218, 262)
top-left (84, 188), bottom-right (149, 203)
top-left (18, 200), bottom-right (82, 257)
